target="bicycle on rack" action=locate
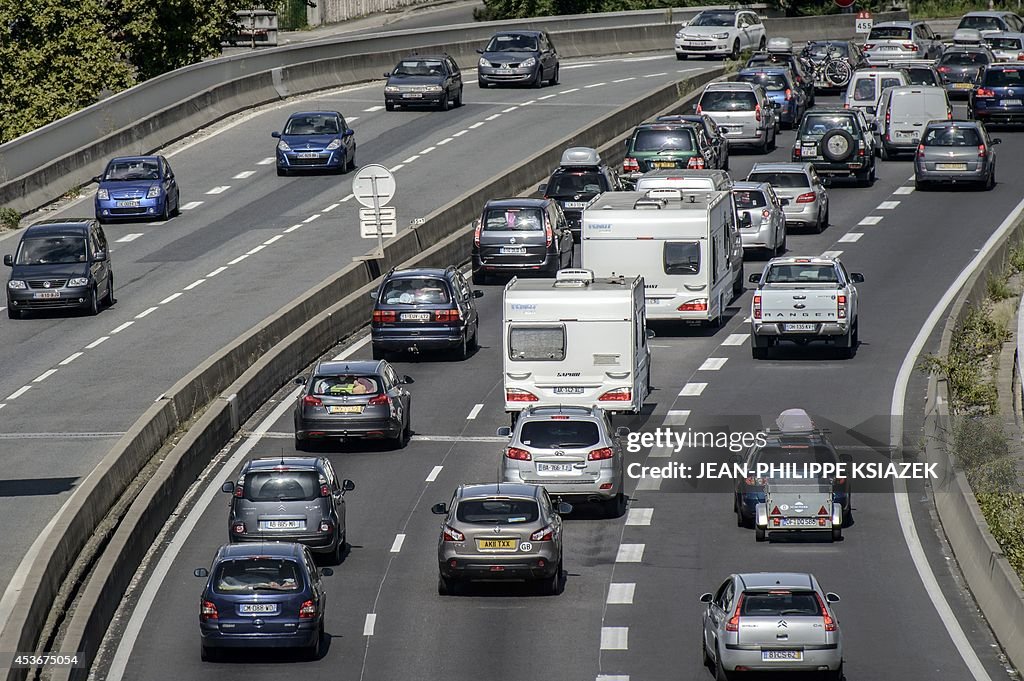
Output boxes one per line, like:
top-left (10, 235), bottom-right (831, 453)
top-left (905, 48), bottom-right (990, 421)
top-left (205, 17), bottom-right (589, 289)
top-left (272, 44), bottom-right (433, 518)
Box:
top-left (805, 48), bottom-right (853, 88)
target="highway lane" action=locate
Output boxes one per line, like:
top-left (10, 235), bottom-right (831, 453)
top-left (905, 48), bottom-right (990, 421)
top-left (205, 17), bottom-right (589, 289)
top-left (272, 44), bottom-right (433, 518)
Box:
top-left (0, 54), bottom-right (719, 597)
top-left (104, 102), bottom-right (1019, 681)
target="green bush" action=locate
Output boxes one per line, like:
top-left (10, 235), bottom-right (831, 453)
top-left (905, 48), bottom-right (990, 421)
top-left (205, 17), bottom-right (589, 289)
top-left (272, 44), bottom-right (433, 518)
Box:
top-left (0, 207), bottom-right (20, 231)
top-left (1009, 243), bottom-right (1024, 274)
top-left (987, 274), bottom-right (1013, 301)
top-left (910, 0), bottom-right (1023, 19)
top-left (976, 492), bottom-right (1024, 579)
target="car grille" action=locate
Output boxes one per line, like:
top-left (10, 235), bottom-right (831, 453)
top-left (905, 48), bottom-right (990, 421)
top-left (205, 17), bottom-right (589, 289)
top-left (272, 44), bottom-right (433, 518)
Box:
top-left (21, 299), bottom-right (76, 308)
top-left (488, 61), bottom-right (523, 68)
top-left (682, 44), bottom-right (717, 51)
top-left (28, 279), bottom-right (68, 289)
top-left (109, 207), bottom-right (147, 215)
top-left (290, 156), bottom-right (330, 166)
top-left (398, 85), bottom-right (434, 92)
top-left (110, 191), bottom-right (146, 200)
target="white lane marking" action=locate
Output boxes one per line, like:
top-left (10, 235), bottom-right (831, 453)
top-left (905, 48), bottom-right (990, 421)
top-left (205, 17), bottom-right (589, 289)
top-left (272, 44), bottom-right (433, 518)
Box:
top-left (330, 334), bottom-right (371, 360)
top-left (722, 333), bottom-right (748, 346)
top-left (116, 233), bottom-right (143, 243)
top-left (585, 82), bottom-right (607, 88)
top-left (679, 382), bottom-right (707, 396)
top-left (859, 216), bottom-right (884, 226)
top-left (403, 155), bottom-right (420, 163)
top-left (390, 534), bottom-right (406, 553)
top-left (698, 357), bottom-right (727, 371)
top-left (256, 157), bottom-right (275, 165)
top-left (206, 266), bottom-right (227, 277)
top-left (135, 306), bottom-right (158, 319)
top-left (647, 445), bottom-right (673, 458)
top-left (466, 404), bottom-right (484, 420)
top-left (877, 200), bottom-right (900, 210)
top-left (821, 250), bottom-right (844, 259)
top-left (364, 105), bottom-right (385, 112)
top-left (615, 543), bottom-right (644, 562)
top-left (452, 130), bottom-right (468, 137)
top-left (561, 63), bottom-right (596, 69)
top-left (33, 369), bottom-right (57, 383)
top-left (284, 224), bottom-right (302, 233)
top-left (363, 613), bottom-right (377, 635)
top-left (597, 676), bottom-right (630, 681)
top-left (232, 170), bottom-right (256, 179)
top-left (184, 279), bottom-right (205, 290)
top-left (388, 164), bottom-right (406, 172)
top-left (538, 94), bottom-right (557, 100)
top-left (613, 77), bottom-right (636, 83)
top-left (426, 465), bottom-right (444, 483)
top-left (205, 186), bottom-right (230, 194)
top-left (106, 335), bottom-right (372, 679)
top-left (159, 292), bottom-right (183, 305)
top-left (502, 106), bottom-right (519, 113)
top-left (893, 185), bottom-right (914, 195)
top-left (665, 409), bottom-right (690, 425)
top-left (468, 122), bottom-right (485, 129)
top-left (625, 508), bottom-right (653, 526)
top-left (322, 203), bottom-right (340, 212)
top-left (227, 254), bottom-right (249, 265)
top-left (562, 88), bottom-right (580, 93)
top-left (437, 137), bottom-right (454, 145)
top-left (263, 235), bottom-right (284, 245)
top-left (0, 404), bottom-right (5, 411)
top-left (485, 113), bottom-right (501, 121)
top-left (522, 100), bottom-right (536, 106)
top-left (59, 352), bottom-right (83, 366)
top-left (889, 196), bottom-right (1024, 681)
top-left (601, 627), bottom-right (628, 650)
top-left (607, 583), bottom-right (635, 605)
top-left (622, 55), bottom-right (667, 62)
top-left (110, 321), bottom-right (134, 334)
top-left (634, 476), bottom-right (663, 491)
top-left (6, 386), bottom-right (31, 400)
top-left (303, 214), bottom-right (320, 223)
top-left (838, 233), bottom-right (864, 243)
top-left (85, 336), bottom-right (109, 349)
top-left (347, 116), bottom-right (359, 122)
top-left (341, 193), bottom-right (354, 201)
top-left (180, 201), bottom-right (203, 210)
top-left (246, 245), bottom-right (266, 255)
top-left (420, 146), bottom-right (437, 154)
top-left (643, 72), bottom-right (668, 77)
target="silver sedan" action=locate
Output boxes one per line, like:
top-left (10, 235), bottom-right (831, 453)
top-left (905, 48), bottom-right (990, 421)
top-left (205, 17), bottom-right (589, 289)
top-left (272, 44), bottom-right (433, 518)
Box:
top-left (733, 181), bottom-right (788, 256)
top-left (914, 120), bottom-right (999, 190)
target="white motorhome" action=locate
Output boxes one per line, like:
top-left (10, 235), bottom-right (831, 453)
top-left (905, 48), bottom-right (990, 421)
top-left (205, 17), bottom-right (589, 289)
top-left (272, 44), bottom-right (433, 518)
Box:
top-left (502, 269), bottom-right (651, 420)
top-left (581, 188), bottom-right (743, 324)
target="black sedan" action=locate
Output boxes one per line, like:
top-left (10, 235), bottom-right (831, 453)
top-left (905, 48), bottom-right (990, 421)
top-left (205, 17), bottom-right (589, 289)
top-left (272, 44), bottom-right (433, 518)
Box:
top-left (384, 54), bottom-right (463, 111)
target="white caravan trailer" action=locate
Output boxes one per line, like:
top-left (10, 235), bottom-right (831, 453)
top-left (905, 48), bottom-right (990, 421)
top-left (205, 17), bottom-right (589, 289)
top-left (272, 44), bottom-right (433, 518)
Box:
top-left (581, 188), bottom-right (743, 323)
top-left (502, 269), bottom-right (651, 420)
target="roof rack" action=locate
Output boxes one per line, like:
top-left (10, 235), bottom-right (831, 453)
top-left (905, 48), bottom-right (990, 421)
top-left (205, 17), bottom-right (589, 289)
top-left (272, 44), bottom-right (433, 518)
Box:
top-left (553, 268), bottom-right (595, 286)
top-left (762, 408), bottom-right (831, 435)
top-left (560, 147), bottom-right (602, 167)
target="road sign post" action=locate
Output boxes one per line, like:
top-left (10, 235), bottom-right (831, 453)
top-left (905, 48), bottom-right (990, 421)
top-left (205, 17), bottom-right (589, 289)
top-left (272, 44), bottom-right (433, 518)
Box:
top-left (352, 164), bottom-right (397, 258)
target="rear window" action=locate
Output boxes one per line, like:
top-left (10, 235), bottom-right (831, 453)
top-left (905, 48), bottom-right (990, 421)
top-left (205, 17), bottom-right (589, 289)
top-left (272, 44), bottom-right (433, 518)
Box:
top-left (737, 73), bottom-right (788, 91)
top-left (509, 325), bottom-right (566, 361)
top-left (851, 78), bottom-right (877, 101)
top-left (923, 126), bottom-right (981, 146)
top-left (380, 277), bottom-right (451, 304)
top-left (243, 471), bottom-right (320, 501)
top-left (632, 129), bottom-right (695, 152)
top-left (800, 114), bottom-right (856, 134)
top-left (989, 37), bottom-right (1023, 49)
top-left (869, 26), bottom-right (912, 40)
top-left (750, 445), bottom-right (838, 466)
top-left (547, 170), bottom-right (604, 197)
top-left (699, 90), bottom-right (757, 111)
top-left (664, 241), bottom-right (701, 275)
top-left (904, 68), bottom-right (940, 86)
top-left (984, 67), bottom-right (1024, 86)
top-left (740, 591), bottom-right (823, 616)
top-left (764, 264), bottom-right (839, 284)
top-left (214, 558), bottom-right (302, 593)
top-left (733, 190), bottom-right (768, 209)
top-left (483, 207), bottom-right (544, 232)
top-left (746, 172), bottom-right (810, 188)
top-left (520, 420), bottom-right (601, 448)
top-left (890, 91), bottom-right (948, 116)
top-left (940, 51), bottom-right (990, 65)
top-left (456, 499), bottom-right (540, 524)
top-left (959, 16), bottom-right (1004, 31)
top-left (806, 42), bottom-right (849, 58)
top-left (310, 374), bottom-right (382, 396)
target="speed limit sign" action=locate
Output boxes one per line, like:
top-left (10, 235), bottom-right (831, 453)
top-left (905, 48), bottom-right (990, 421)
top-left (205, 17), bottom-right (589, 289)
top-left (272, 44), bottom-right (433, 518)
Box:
top-left (855, 11), bottom-right (873, 34)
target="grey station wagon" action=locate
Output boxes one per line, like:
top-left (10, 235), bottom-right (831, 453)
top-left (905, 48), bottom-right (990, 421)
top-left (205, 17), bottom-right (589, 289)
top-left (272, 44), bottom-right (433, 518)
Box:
top-left (471, 198), bottom-right (574, 284)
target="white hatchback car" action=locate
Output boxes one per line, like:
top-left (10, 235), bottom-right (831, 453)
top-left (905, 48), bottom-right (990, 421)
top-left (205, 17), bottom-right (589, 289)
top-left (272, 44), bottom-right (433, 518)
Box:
top-left (675, 9), bottom-right (766, 60)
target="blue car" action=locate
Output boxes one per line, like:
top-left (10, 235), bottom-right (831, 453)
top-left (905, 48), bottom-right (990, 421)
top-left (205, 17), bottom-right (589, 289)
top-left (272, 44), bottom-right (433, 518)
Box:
top-left (272, 111), bottom-right (356, 176)
top-left (194, 542), bottom-right (333, 661)
top-left (93, 155), bottom-right (180, 223)
top-left (969, 62), bottom-right (1024, 125)
top-left (737, 67), bottom-right (807, 129)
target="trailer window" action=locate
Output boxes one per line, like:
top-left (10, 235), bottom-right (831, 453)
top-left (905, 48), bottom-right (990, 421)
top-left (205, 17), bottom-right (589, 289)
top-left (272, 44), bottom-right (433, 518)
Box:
top-left (508, 325), bottom-right (566, 361)
top-left (664, 241), bottom-right (700, 275)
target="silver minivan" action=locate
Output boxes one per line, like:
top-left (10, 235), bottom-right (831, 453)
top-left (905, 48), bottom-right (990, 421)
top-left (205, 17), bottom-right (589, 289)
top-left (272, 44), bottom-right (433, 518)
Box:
top-left (697, 82), bottom-right (778, 152)
top-left (844, 69), bottom-right (909, 119)
top-left (874, 86), bottom-right (952, 158)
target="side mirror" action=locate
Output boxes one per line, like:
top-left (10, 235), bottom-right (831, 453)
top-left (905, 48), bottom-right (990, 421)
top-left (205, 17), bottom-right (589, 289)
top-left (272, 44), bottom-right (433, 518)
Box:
top-left (615, 426), bottom-right (631, 437)
top-left (699, 592), bottom-right (713, 603)
top-left (779, 198), bottom-right (790, 206)
top-left (557, 501), bottom-right (573, 515)
top-left (748, 273), bottom-right (762, 283)
top-left (93, 251), bottom-right (107, 262)
top-left (992, 138), bottom-right (1002, 145)
top-left (3, 255), bottom-right (12, 267)
top-left (825, 592), bottom-right (841, 603)
top-left (476, 48), bottom-right (484, 54)
top-left (624, 139), bottom-right (631, 149)
top-left (321, 567), bottom-right (335, 577)
top-left (934, 33), bottom-right (942, 40)
top-left (194, 567), bottom-right (209, 578)
top-left (473, 289), bottom-right (484, 298)
top-left (92, 175), bottom-right (102, 184)
top-left (431, 502), bottom-right (448, 515)
top-left (646, 328), bottom-right (656, 339)
top-left (383, 72), bottom-right (391, 77)
top-left (221, 481), bottom-right (235, 494)
top-left (369, 288), bottom-right (378, 300)
top-left (342, 479), bottom-right (356, 492)
top-left (401, 375), bottom-right (414, 384)
top-left (680, 20), bottom-right (689, 27)
top-left (294, 376), bottom-right (306, 385)
top-left (839, 453), bottom-right (853, 465)
top-left (344, 128), bottom-right (355, 137)
top-left (850, 272), bottom-right (865, 283)
top-left (271, 131), bottom-right (281, 138)
top-left (538, 183), bottom-right (547, 193)
top-left (496, 426), bottom-right (512, 437)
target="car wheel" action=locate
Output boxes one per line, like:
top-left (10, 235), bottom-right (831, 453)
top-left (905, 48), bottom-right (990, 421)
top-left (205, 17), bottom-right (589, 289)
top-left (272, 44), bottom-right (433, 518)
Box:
top-left (605, 493), bottom-right (626, 519)
top-left (722, 152), bottom-right (729, 171)
top-left (540, 560), bottom-right (562, 595)
top-left (102, 275), bottom-right (115, 307)
top-left (831, 525), bottom-right (842, 542)
top-left (7, 306), bottom-right (21, 320)
top-left (755, 526), bottom-right (766, 542)
top-left (330, 536), bottom-right (345, 565)
top-left (471, 269), bottom-right (487, 286)
top-left (478, 78), bottom-right (488, 88)
top-left (879, 144), bottom-right (889, 161)
top-left (467, 323), bottom-right (480, 351)
top-left (715, 644), bottom-right (732, 680)
top-left (985, 167), bottom-right (995, 190)
top-left (455, 332), bottom-right (469, 361)
top-left (200, 644), bottom-right (220, 662)
top-left (549, 65), bottom-right (559, 86)
top-left (160, 200), bottom-right (170, 222)
top-left (915, 175), bottom-right (927, 191)
top-left (438, 574), bottom-right (458, 595)
top-left (171, 191), bottom-right (181, 217)
top-left (838, 326), bottom-right (856, 359)
top-left (532, 67), bottom-right (544, 88)
top-left (277, 167), bottom-right (288, 177)
top-left (729, 39), bottom-right (740, 61)
top-left (676, 53), bottom-right (687, 60)
top-left (385, 101), bottom-right (395, 111)
top-left (776, 229), bottom-right (787, 256)
top-left (439, 93), bottom-right (450, 112)
top-left (87, 286), bottom-right (99, 316)
top-left (307, 622), bottom-right (324, 660)
top-left (455, 86), bottom-right (464, 107)
top-left (758, 36), bottom-right (766, 51)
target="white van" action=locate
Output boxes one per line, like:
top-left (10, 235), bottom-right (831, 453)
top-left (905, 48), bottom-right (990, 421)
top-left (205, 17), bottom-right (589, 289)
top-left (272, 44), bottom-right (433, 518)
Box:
top-left (582, 188), bottom-right (743, 324)
top-left (874, 86), bottom-right (951, 158)
top-left (503, 269), bottom-right (651, 419)
top-left (634, 168), bottom-right (732, 192)
top-left (845, 69), bottom-right (909, 119)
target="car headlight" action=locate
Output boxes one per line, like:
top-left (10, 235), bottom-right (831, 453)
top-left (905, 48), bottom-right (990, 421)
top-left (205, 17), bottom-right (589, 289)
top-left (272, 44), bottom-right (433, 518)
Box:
top-left (676, 30), bottom-right (684, 37)
top-left (277, 140), bottom-right (291, 152)
top-left (479, 57), bottom-right (489, 67)
top-left (97, 188), bottom-right (109, 200)
top-left (384, 85), bottom-right (400, 93)
top-left (325, 138), bottom-right (342, 151)
top-left (713, 32), bottom-right (729, 39)
top-left (425, 85), bottom-right (443, 92)
top-left (521, 57), bottom-right (536, 68)
top-left (7, 280), bottom-right (26, 290)
top-left (68, 277), bottom-right (89, 287)
top-left (147, 185), bottom-right (162, 198)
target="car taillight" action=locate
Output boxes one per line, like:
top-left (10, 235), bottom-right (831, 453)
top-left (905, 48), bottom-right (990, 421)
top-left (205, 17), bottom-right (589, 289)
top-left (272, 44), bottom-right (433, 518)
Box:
top-left (753, 294), bottom-right (762, 320)
top-left (531, 525), bottom-right (554, 541)
top-left (903, 43), bottom-right (918, 51)
top-left (201, 600), bottom-right (218, 621)
top-left (976, 87), bottom-right (996, 98)
top-left (623, 157), bottom-right (640, 172)
top-left (978, 144), bottom-right (986, 158)
top-left (696, 103), bottom-right (703, 114)
top-left (678, 298), bottom-right (708, 311)
top-left (231, 522), bottom-right (245, 534)
top-left (744, 476), bottom-right (767, 486)
top-left (1018, 52), bottom-right (1024, 61)
top-left (588, 447), bottom-right (614, 461)
top-left (443, 525), bottom-right (464, 541)
top-left (506, 388), bottom-right (539, 402)
top-left (302, 395), bottom-right (323, 407)
top-left (319, 520), bottom-right (332, 532)
top-left (373, 310), bottom-right (396, 323)
top-left (368, 394), bottom-right (389, 406)
top-left (545, 223), bottom-right (553, 248)
top-left (815, 593), bottom-right (837, 631)
top-left (598, 388), bottom-right (632, 402)
top-left (863, 43), bottom-right (874, 50)
top-left (506, 447), bottom-right (532, 461)
top-left (299, 599), bottom-right (317, 619)
top-left (837, 294), bottom-right (847, 319)
top-left (843, 102), bottom-right (850, 108)
top-left (761, 209), bottom-right (771, 219)
top-left (885, 108), bottom-right (891, 129)
top-left (473, 218), bottom-right (482, 248)
top-left (435, 309), bottom-right (462, 322)
top-left (234, 485), bottom-right (243, 498)
top-left (938, 65), bottom-right (951, 73)
top-left (725, 594), bottom-right (745, 632)
top-left (687, 155), bottom-right (706, 169)
top-left (916, 143), bottom-right (926, 159)
top-left (320, 484), bottom-right (331, 497)
top-left (793, 146), bottom-right (801, 158)
top-left (784, 88), bottom-right (792, 101)
top-left (796, 192), bottom-right (816, 203)
top-left (754, 103), bottom-right (762, 122)
top-left (857, 140), bottom-right (865, 156)
top-left (947, 109), bottom-right (952, 120)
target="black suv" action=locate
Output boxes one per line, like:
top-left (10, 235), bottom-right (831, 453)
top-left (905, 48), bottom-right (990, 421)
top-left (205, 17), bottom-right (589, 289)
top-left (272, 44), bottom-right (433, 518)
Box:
top-left (370, 267), bottom-right (481, 360)
top-left (384, 53), bottom-right (463, 111)
top-left (538, 147), bottom-right (621, 241)
top-left (221, 456), bottom-right (355, 564)
top-left (4, 218), bottom-right (115, 319)
top-left (471, 197), bottom-right (574, 284)
top-left (792, 107), bottom-right (877, 185)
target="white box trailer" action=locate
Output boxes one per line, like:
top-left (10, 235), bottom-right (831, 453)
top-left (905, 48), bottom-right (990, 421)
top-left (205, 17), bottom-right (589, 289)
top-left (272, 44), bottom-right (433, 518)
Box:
top-left (502, 269), bottom-right (651, 419)
top-left (581, 188), bottom-right (743, 323)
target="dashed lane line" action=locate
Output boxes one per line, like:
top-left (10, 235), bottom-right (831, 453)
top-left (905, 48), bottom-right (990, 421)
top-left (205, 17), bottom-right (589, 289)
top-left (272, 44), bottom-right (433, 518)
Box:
top-left (110, 321), bottom-right (134, 334)
top-left (303, 214), bottom-right (320, 223)
top-left (85, 336), bottom-right (109, 349)
top-left (363, 613), bottom-right (377, 636)
top-left (606, 583), bottom-right (636, 605)
top-left (893, 186), bottom-right (914, 195)
top-left (233, 170), bottom-right (256, 179)
top-left (389, 164), bottom-right (406, 172)
top-left (634, 476), bottom-right (662, 491)
top-left (420, 146), bottom-right (437, 154)
top-left (562, 88), bottom-right (580, 93)
top-left (596, 676), bottom-right (630, 681)
top-left (246, 245), bottom-right (266, 256)
top-left (538, 94), bottom-right (558, 100)
top-left (116, 233), bottom-right (143, 243)
top-left (6, 386), bottom-right (30, 400)
top-left (136, 306), bottom-right (159, 318)
top-left (159, 292), bottom-right (183, 304)
top-left (615, 544), bottom-right (644, 562)
top-left (624, 508), bottom-right (653, 526)
top-left (877, 200), bottom-right (900, 210)
top-left (838, 233), bottom-right (863, 243)
top-left (389, 534), bottom-right (406, 553)
top-left (698, 357), bottom-right (727, 371)
top-left (642, 72), bottom-right (667, 77)
top-left (33, 369), bottom-right (57, 383)
top-left (468, 122), bottom-right (485, 129)
top-left (426, 465), bottom-right (443, 482)
top-left (437, 137), bottom-right (454, 145)
top-left (59, 352), bottom-right (83, 366)
top-left (722, 333), bottom-right (748, 346)
top-left (502, 106), bottom-right (519, 113)
top-left (342, 193), bottom-right (355, 201)
top-left (256, 157), bottom-right (275, 165)
top-left (665, 410), bottom-right (690, 426)
top-left (585, 82), bottom-right (607, 88)
top-left (323, 202), bottom-right (339, 212)
top-left (284, 224), bottom-right (302, 233)
top-left (612, 77), bottom-right (635, 83)
top-left (859, 216), bottom-right (883, 226)
top-left (452, 130), bottom-right (468, 137)
top-left (205, 186), bottom-right (230, 194)
top-left (206, 266), bottom-right (227, 277)
top-left (263, 235), bottom-right (284, 245)
top-left (679, 382), bottom-right (707, 396)
top-left (485, 113), bottom-right (502, 121)
top-left (180, 201), bottom-right (203, 210)
top-left (466, 404), bottom-right (484, 420)
top-left (364, 105), bottom-right (385, 112)
top-left (403, 155), bottom-right (420, 164)
top-left (821, 250), bottom-right (844, 259)
top-left (600, 627), bottom-right (629, 650)
top-left (227, 254), bottom-right (249, 265)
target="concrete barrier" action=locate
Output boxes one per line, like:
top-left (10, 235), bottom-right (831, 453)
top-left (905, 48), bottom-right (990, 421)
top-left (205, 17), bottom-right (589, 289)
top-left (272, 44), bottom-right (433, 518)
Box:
top-left (41, 69), bottom-right (722, 681)
top-left (0, 10), bottom-right (904, 215)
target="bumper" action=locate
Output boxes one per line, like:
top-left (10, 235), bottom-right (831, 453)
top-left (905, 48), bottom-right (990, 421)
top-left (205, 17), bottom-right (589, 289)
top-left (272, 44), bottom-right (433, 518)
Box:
top-left (916, 166), bottom-right (988, 183)
top-left (96, 197), bottom-right (165, 220)
top-left (780, 202), bottom-right (818, 226)
top-left (505, 384), bottom-right (640, 414)
top-left (230, 530), bottom-right (338, 552)
top-left (479, 67), bottom-right (538, 84)
top-left (721, 128), bottom-right (769, 146)
top-left (372, 326), bottom-right (466, 352)
top-left (802, 159), bottom-right (868, 177)
top-left (674, 40), bottom-right (730, 56)
top-left (276, 150), bottom-right (345, 170)
top-left (7, 288), bottom-right (92, 311)
top-left (741, 224), bottom-right (777, 249)
top-left (720, 644), bottom-right (842, 672)
top-left (502, 469), bottom-right (619, 500)
top-left (438, 552), bottom-right (559, 581)
top-left (943, 83), bottom-right (976, 98)
top-left (752, 321), bottom-right (850, 339)
top-left (200, 624), bottom-right (319, 649)
top-left (473, 253), bottom-right (559, 274)
top-left (385, 92), bottom-right (444, 106)
top-left (295, 416), bottom-right (402, 440)
top-left (973, 107), bottom-right (1024, 123)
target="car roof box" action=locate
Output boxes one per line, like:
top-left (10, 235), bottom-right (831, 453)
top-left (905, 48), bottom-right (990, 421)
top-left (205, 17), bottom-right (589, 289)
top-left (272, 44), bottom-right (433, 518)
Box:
top-left (553, 268), bottom-right (595, 286)
top-left (767, 37), bottom-right (793, 54)
top-left (560, 147), bottom-right (601, 167)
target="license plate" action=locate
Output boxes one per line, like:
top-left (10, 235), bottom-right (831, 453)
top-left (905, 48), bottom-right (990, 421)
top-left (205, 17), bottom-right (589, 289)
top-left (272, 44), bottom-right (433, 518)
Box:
top-left (402, 93), bottom-right (423, 98)
top-left (645, 297), bottom-right (664, 305)
top-left (401, 312), bottom-right (430, 321)
top-left (117, 200), bottom-right (141, 208)
top-left (895, 130), bottom-right (916, 138)
top-left (327, 405), bottom-right (363, 414)
top-left (476, 538), bottom-right (517, 550)
top-left (781, 517), bottom-right (819, 526)
top-left (239, 603), bottom-right (279, 614)
top-left (762, 650), bottom-right (803, 661)
top-left (936, 163), bottom-right (967, 170)
top-left (553, 386), bottom-right (584, 394)
top-left (537, 463), bottom-right (574, 472)
top-left (564, 202), bottom-right (588, 209)
top-left (879, 46), bottom-right (899, 50)
top-left (500, 246), bottom-right (527, 254)
top-left (33, 291), bottom-right (60, 299)
top-left (784, 323), bottom-right (816, 332)
top-left (1003, 99), bottom-right (1022, 106)
top-left (297, 152), bottom-right (321, 158)
top-left (653, 161), bottom-right (678, 168)
top-left (802, 145), bottom-right (818, 155)
top-left (953, 82), bottom-right (973, 89)
top-left (260, 520), bottom-right (303, 530)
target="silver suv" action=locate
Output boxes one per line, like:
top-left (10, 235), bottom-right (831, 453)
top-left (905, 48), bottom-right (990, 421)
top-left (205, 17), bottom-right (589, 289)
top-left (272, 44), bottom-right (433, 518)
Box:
top-left (432, 483), bottom-right (571, 595)
top-left (697, 82), bottom-right (778, 153)
top-left (497, 405), bottom-right (630, 518)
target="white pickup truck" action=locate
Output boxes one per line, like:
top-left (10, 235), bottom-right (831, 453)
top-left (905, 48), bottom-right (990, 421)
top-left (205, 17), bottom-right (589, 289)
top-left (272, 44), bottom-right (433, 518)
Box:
top-left (748, 256), bottom-right (864, 359)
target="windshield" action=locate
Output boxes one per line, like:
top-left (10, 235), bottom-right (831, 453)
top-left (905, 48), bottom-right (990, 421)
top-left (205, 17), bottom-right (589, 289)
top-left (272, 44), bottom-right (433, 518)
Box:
top-left (940, 51), bottom-right (990, 65)
top-left (923, 126), bottom-right (981, 146)
top-left (214, 558), bottom-right (302, 593)
top-left (699, 90), bottom-right (757, 111)
top-left (869, 26), bottom-right (912, 40)
top-left (747, 172), bottom-right (810, 188)
top-left (664, 241), bottom-right (701, 275)
top-left (392, 59), bottom-right (444, 77)
top-left (733, 190), bottom-right (768, 209)
top-left (800, 114), bottom-right (856, 134)
top-left (485, 34), bottom-right (538, 52)
top-left (380, 277), bottom-right (450, 304)
top-left (959, 16), bottom-right (1004, 31)
top-left (547, 171), bottom-right (604, 197)
top-left (456, 499), bottom-right (540, 524)
top-left (243, 470), bottom-right (320, 501)
top-left (806, 42), bottom-right (849, 57)
top-left (737, 73), bottom-right (788, 90)
top-left (765, 264), bottom-right (839, 284)
top-left (15, 236), bottom-right (88, 265)
top-left (984, 67), bottom-right (1024, 86)
top-left (283, 114), bottom-right (340, 135)
top-left (103, 158), bottom-right (160, 181)
top-left (519, 421), bottom-right (600, 448)
top-left (690, 12), bottom-right (734, 27)
top-left (310, 374), bottom-right (382, 395)
top-left (989, 37), bottom-right (1023, 49)
top-left (741, 591), bottom-right (823, 617)
top-left (632, 129), bottom-right (695, 152)
top-left (509, 326), bottom-right (566, 361)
